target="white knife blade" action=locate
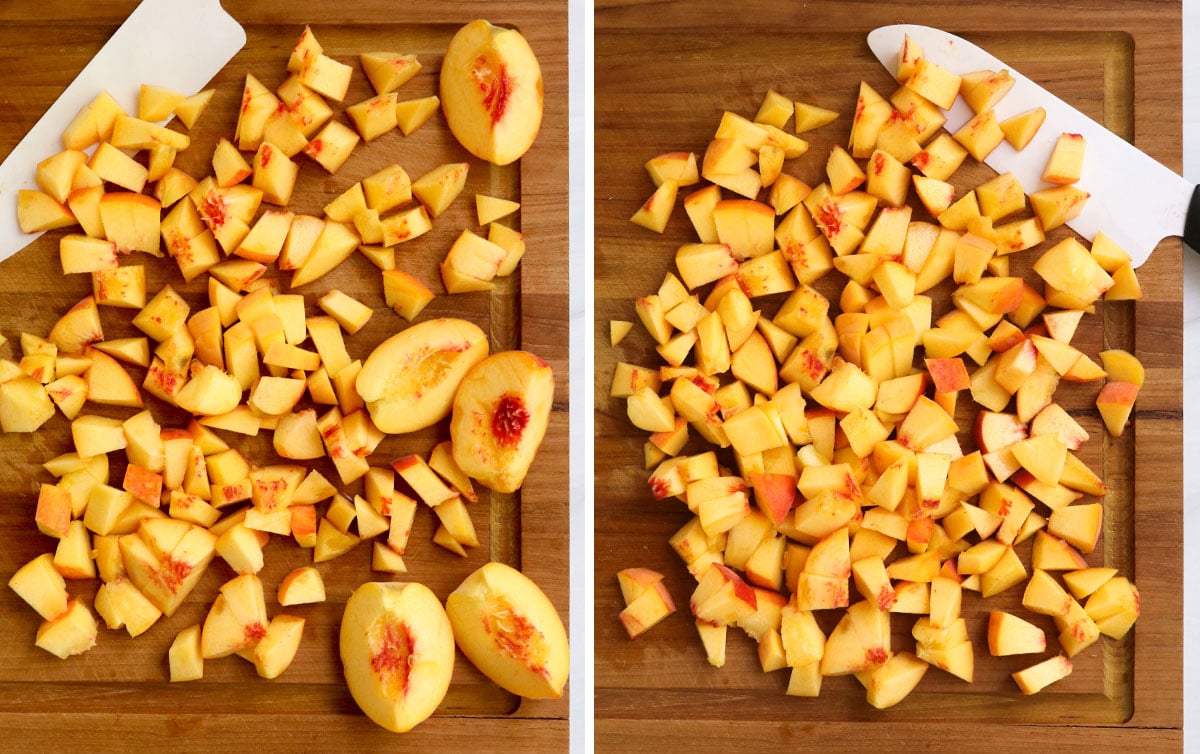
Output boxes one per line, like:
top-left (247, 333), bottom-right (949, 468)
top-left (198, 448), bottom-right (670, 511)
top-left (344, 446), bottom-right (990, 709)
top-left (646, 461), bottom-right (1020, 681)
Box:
top-left (0, 0), bottom-right (245, 260)
top-left (867, 24), bottom-right (1197, 268)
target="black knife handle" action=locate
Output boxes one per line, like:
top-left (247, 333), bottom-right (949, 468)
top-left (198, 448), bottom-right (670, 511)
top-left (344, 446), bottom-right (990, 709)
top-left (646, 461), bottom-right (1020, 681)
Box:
top-left (1186, 184), bottom-right (1200, 253)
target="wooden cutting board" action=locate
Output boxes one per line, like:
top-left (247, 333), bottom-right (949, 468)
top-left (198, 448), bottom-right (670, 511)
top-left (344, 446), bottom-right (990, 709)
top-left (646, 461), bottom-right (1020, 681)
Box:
top-left (595, 1), bottom-right (1182, 749)
top-left (0, 2), bottom-right (569, 751)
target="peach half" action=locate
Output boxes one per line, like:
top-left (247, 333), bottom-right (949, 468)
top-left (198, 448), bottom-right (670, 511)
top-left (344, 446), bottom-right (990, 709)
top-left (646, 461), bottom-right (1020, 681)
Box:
top-left (445, 561), bottom-right (569, 699)
top-left (339, 582), bottom-right (455, 733)
top-left (356, 318), bottom-right (488, 434)
top-left (440, 20), bottom-right (543, 166)
top-left (450, 350), bottom-right (553, 494)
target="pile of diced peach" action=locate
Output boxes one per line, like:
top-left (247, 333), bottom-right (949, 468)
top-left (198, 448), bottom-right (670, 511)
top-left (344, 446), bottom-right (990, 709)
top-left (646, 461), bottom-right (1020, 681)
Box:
top-left (612, 34), bottom-right (1141, 709)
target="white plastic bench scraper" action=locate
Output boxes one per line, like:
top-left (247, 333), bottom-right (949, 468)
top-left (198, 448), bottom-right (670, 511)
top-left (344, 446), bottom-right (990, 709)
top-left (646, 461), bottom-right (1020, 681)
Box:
top-left (0, 0), bottom-right (245, 259)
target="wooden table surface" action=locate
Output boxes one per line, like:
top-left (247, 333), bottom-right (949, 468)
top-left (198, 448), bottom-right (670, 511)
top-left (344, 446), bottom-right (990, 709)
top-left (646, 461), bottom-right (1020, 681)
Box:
top-left (0, 1), bottom-right (569, 751)
top-left (595, 1), bottom-right (1182, 750)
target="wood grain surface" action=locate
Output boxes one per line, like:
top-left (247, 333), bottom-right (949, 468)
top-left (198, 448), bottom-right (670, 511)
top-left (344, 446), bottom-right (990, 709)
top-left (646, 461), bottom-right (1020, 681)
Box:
top-left (595, 1), bottom-right (1182, 750)
top-left (0, 1), bottom-right (569, 751)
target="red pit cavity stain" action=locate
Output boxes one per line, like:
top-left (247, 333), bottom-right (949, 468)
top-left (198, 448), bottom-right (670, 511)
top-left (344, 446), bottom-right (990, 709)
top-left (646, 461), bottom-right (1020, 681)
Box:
top-left (169, 233), bottom-right (192, 260)
top-left (483, 601), bottom-right (548, 678)
top-left (877, 589), bottom-right (897, 611)
top-left (157, 554), bottom-right (194, 591)
top-left (800, 349), bottom-right (825, 381)
top-left (245, 621), bottom-right (267, 643)
top-left (815, 200), bottom-right (843, 237)
top-left (781, 241), bottom-right (806, 267)
top-left (491, 394), bottom-right (529, 448)
top-left (473, 55), bottom-right (512, 125)
top-left (202, 193), bottom-right (227, 230)
top-left (649, 477), bottom-right (671, 499)
top-left (372, 621), bottom-right (414, 696)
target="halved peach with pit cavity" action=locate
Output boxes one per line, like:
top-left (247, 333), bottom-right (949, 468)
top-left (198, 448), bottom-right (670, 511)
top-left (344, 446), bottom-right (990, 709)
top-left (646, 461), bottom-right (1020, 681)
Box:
top-left (450, 350), bottom-right (554, 493)
top-left (355, 318), bottom-right (488, 434)
top-left (440, 20), bottom-right (543, 166)
top-left (340, 581), bottom-right (455, 733)
top-left (445, 561), bottom-right (568, 699)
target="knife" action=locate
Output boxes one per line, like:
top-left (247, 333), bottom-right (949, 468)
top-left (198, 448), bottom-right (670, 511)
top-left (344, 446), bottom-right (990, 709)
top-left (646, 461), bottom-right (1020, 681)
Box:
top-left (866, 24), bottom-right (1198, 268)
top-left (0, 0), bottom-right (245, 260)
